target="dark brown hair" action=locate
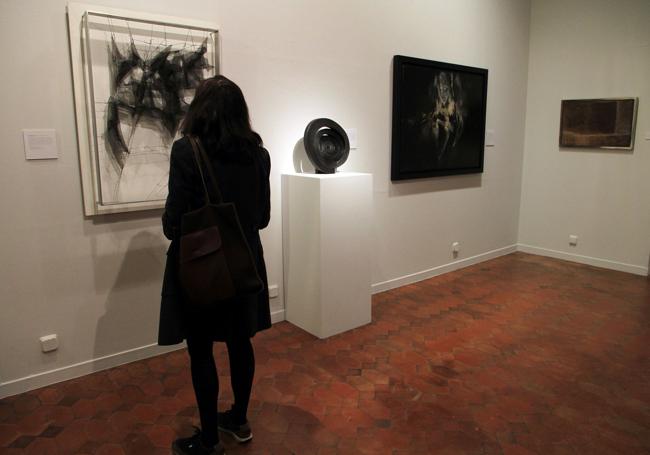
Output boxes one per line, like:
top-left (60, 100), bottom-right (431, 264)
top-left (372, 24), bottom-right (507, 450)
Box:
top-left (182, 75), bottom-right (262, 158)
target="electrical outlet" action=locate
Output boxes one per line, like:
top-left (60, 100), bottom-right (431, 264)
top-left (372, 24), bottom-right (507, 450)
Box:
top-left (569, 235), bottom-right (578, 246)
top-left (452, 242), bottom-right (460, 254)
top-left (40, 334), bottom-right (58, 353)
top-left (268, 285), bottom-right (279, 299)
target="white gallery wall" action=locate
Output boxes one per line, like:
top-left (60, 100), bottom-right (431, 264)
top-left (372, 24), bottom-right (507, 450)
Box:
top-left (519, 0), bottom-right (650, 275)
top-left (0, 0), bottom-right (219, 396)
top-left (0, 0), bottom-right (533, 396)
top-left (217, 0), bottom-right (531, 291)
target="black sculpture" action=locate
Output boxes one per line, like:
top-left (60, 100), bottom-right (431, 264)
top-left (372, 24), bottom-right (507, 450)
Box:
top-left (303, 118), bottom-right (350, 174)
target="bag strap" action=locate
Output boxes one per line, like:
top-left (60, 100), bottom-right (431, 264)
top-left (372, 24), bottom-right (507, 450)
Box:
top-left (187, 136), bottom-right (211, 204)
top-left (252, 148), bottom-right (262, 215)
top-left (188, 135), bottom-right (223, 204)
top-left (195, 138), bottom-right (224, 203)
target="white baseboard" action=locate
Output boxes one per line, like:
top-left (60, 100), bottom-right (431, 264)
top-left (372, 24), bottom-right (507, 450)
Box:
top-left (0, 343), bottom-right (185, 400)
top-left (1, 308), bottom-right (288, 400)
top-left (517, 244), bottom-right (649, 276)
top-left (271, 308), bottom-right (285, 323)
top-left (6, 243), bottom-right (641, 399)
top-left (371, 244), bottom-right (518, 294)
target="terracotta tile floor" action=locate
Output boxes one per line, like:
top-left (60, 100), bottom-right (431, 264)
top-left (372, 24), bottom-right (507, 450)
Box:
top-left (1, 253), bottom-right (649, 454)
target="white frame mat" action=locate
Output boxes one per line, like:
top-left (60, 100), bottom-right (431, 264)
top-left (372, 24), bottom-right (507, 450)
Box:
top-left (67, 2), bottom-right (219, 215)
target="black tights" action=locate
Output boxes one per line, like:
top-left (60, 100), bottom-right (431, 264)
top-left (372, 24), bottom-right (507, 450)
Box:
top-left (186, 334), bottom-right (255, 446)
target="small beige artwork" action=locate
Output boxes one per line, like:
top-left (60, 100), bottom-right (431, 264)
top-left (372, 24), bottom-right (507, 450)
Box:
top-left (559, 98), bottom-right (638, 150)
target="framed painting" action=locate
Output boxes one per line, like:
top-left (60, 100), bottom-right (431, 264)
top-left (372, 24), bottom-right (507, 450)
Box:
top-left (559, 98), bottom-right (638, 150)
top-left (67, 3), bottom-right (219, 215)
top-left (391, 55), bottom-right (488, 181)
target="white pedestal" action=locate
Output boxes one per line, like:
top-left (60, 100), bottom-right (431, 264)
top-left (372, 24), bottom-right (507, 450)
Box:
top-left (282, 172), bottom-right (373, 338)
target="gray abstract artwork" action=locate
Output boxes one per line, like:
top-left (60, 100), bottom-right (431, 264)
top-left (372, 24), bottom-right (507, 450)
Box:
top-left (85, 14), bottom-right (217, 206)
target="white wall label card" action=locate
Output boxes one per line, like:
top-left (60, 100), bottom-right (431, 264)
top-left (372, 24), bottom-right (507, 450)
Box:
top-left (23, 129), bottom-right (58, 160)
top-left (485, 129), bottom-right (495, 147)
top-left (345, 128), bottom-right (358, 149)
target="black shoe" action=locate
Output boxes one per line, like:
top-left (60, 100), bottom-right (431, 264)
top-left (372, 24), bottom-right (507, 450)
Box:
top-left (217, 410), bottom-right (253, 443)
top-left (172, 426), bottom-right (225, 455)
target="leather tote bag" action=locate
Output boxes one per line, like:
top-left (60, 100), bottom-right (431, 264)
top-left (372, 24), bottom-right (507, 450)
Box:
top-left (178, 136), bottom-right (263, 306)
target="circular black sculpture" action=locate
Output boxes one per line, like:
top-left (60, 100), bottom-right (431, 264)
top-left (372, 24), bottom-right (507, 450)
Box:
top-left (304, 118), bottom-right (350, 174)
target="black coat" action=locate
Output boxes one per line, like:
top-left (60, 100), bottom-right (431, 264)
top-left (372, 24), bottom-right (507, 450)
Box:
top-left (157, 136), bottom-right (272, 345)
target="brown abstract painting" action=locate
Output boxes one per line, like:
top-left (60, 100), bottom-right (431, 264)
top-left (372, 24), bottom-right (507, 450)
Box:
top-left (559, 98), bottom-right (638, 150)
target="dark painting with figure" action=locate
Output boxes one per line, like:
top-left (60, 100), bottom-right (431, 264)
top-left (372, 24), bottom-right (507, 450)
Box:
top-left (391, 56), bottom-right (488, 180)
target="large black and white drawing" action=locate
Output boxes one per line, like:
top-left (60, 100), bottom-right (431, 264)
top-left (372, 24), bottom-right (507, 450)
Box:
top-left (68, 4), bottom-right (218, 215)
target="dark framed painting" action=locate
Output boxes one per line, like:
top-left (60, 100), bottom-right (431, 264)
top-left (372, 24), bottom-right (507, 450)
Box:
top-left (559, 98), bottom-right (638, 150)
top-left (391, 55), bottom-right (488, 181)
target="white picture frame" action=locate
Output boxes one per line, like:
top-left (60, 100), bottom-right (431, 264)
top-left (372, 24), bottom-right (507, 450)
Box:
top-left (67, 2), bottom-right (219, 216)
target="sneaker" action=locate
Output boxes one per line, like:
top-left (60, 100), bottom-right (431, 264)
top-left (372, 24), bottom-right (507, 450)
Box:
top-left (217, 410), bottom-right (253, 442)
top-left (172, 426), bottom-right (225, 455)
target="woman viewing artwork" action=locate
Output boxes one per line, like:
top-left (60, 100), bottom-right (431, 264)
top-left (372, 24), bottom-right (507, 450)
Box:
top-left (158, 75), bottom-right (272, 455)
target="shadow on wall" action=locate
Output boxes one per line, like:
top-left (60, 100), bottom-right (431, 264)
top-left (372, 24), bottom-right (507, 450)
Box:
top-left (388, 173), bottom-right (482, 197)
top-left (86, 208), bottom-right (165, 226)
top-left (293, 138), bottom-right (316, 173)
top-left (91, 230), bottom-right (167, 365)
